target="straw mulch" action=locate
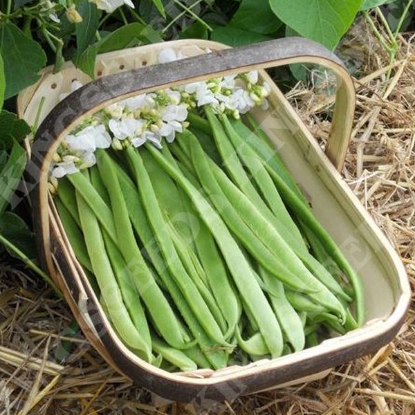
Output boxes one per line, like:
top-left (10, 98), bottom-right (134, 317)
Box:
top-left (1, 18), bottom-right (414, 415)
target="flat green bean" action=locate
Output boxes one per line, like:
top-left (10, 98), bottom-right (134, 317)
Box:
top-left (151, 335), bottom-right (197, 372)
top-left (208, 155), bottom-right (348, 321)
top-left (96, 149), bottom-right (190, 350)
top-left (147, 144), bottom-right (284, 358)
top-left (235, 326), bottom-right (269, 356)
top-left (241, 116), bottom-right (364, 325)
top-left (114, 161), bottom-right (230, 369)
top-left (102, 229), bottom-right (151, 345)
top-left (186, 131), bottom-right (347, 322)
top-left (55, 198), bottom-right (93, 273)
top-left (258, 266), bottom-right (305, 352)
top-left (125, 146), bottom-right (228, 347)
top-left (221, 116), bottom-right (350, 302)
top-left (57, 177), bottom-right (81, 227)
top-left (76, 190), bottom-right (152, 359)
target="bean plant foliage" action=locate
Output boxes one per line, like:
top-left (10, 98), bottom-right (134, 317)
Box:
top-left (0, 0), bottom-right (409, 276)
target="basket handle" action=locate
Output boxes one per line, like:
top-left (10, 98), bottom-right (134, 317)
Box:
top-left (29, 37), bottom-right (355, 270)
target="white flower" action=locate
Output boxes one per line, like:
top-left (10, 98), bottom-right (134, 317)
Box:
top-left (49, 12), bottom-right (60, 23)
top-left (51, 161), bottom-right (79, 178)
top-left (130, 136), bottom-right (146, 148)
top-left (261, 82), bottom-right (271, 97)
top-left (164, 89), bottom-right (181, 105)
top-left (159, 104), bottom-right (188, 142)
top-left (51, 150), bottom-right (96, 178)
top-left (108, 118), bottom-right (143, 141)
top-left (78, 151), bottom-right (96, 169)
top-left (119, 94), bottom-right (150, 110)
top-left (159, 122), bottom-right (181, 142)
top-left (66, 124), bottom-right (111, 152)
top-left (246, 71), bottom-right (259, 84)
top-left (92, 0), bottom-right (134, 13)
top-left (186, 82), bottom-right (219, 107)
top-left (161, 104), bottom-right (187, 123)
top-left (105, 103), bottom-right (124, 119)
top-left (59, 80), bottom-right (83, 101)
top-left (183, 82), bottom-right (202, 94)
top-left (131, 130), bottom-right (162, 149)
top-left (40, 1), bottom-right (60, 23)
top-left (228, 88), bottom-right (256, 114)
top-left (158, 48), bottom-right (185, 64)
top-left (219, 75), bottom-right (236, 90)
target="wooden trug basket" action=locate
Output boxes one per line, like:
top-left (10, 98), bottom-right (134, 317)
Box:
top-left (19, 38), bottom-right (411, 403)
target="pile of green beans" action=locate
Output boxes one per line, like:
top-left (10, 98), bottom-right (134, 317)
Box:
top-left (55, 109), bottom-right (364, 372)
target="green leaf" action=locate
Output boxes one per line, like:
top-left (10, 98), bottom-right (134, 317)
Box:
top-left (179, 21), bottom-right (209, 40)
top-left (211, 26), bottom-right (273, 46)
top-left (360, 0), bottom-right (397, 10)
top-left (0, 110), bottom-right (31, 150)
top-left (0, 54), bottom-right (4, 111)
top-left (0, 151), bottom-right (7, 172)
top-left (74, 47), bottom-right (97, 79)
top-left (13, 0), bottom-right (33, 8)
top-left (99, 24), bottom-right (160, 52)
top-left (0, 140), bottom-right (26, 214)
top-left (150, 0), bottom-right (166, 18)
top-left (0, 211), bottom-right (36, 260)
top-left (0, 22), bottom-right (47, 99)
top-left (230, 0), bottom-right (283, 34)
top-left (269, 0), bottom-right (364, 49)
top-left (76, 0), bottom-right (100, 56)
top-left (76, 24), bottom-right (160, 78)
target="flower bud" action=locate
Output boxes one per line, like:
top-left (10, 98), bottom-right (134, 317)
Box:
top-left (112, 138), bottom-right (123, 151)
top-left (52, 153), bottom-right (62, 163)
top-left (250, 91), bottom-right (261, 103)
top-left (62, 155), bottom-right (77, 163)
top-left (150, 124), bottom-right (159, 133)
top-left (66, 5), bottom-right (83, 23)
top-left (48, 181), bottom-right (57, 195)
top-left (49, 175), bottom-right (59, 190)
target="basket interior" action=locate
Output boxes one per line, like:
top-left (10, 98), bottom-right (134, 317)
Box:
top-left (19, 39), bottom-right (409, 385)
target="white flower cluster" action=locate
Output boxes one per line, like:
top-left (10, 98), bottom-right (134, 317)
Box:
top-left (51, 124), bottom-right (111, 179)
top-left (51, 87), bottom-right (189, 179)
top-left (39, 0), bottom-right (61, 24)
top-left (50, 48), bottom-right (270, 179)
top-left (106, 90), bottom-right (188, 150)
top-left (181, 71), bottom-right (270, 119)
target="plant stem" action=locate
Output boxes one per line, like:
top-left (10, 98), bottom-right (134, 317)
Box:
top-left (394, 0), bottom-right (413, 37)
top-left (0, 234), bottom-right (61, 296)
top-left (119, 8), bottom-right (128, 26)
top-left (175, 0), bottom-right (212, 30)
top-left (162, 0), bottom-right (211, 35)
top-left (129, 8), bottom-right (146, 24)
top-left (41, 27), bottom-right (63, 53)
top-left (363, 11), bottom-right (393, 54)
top-left (98, 12), bottom-right (112, 29)
top-left (375, 7), bottom-right (397, 50)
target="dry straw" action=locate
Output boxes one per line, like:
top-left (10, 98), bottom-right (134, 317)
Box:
top-left (1, 18), bottom-right (414, 415)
